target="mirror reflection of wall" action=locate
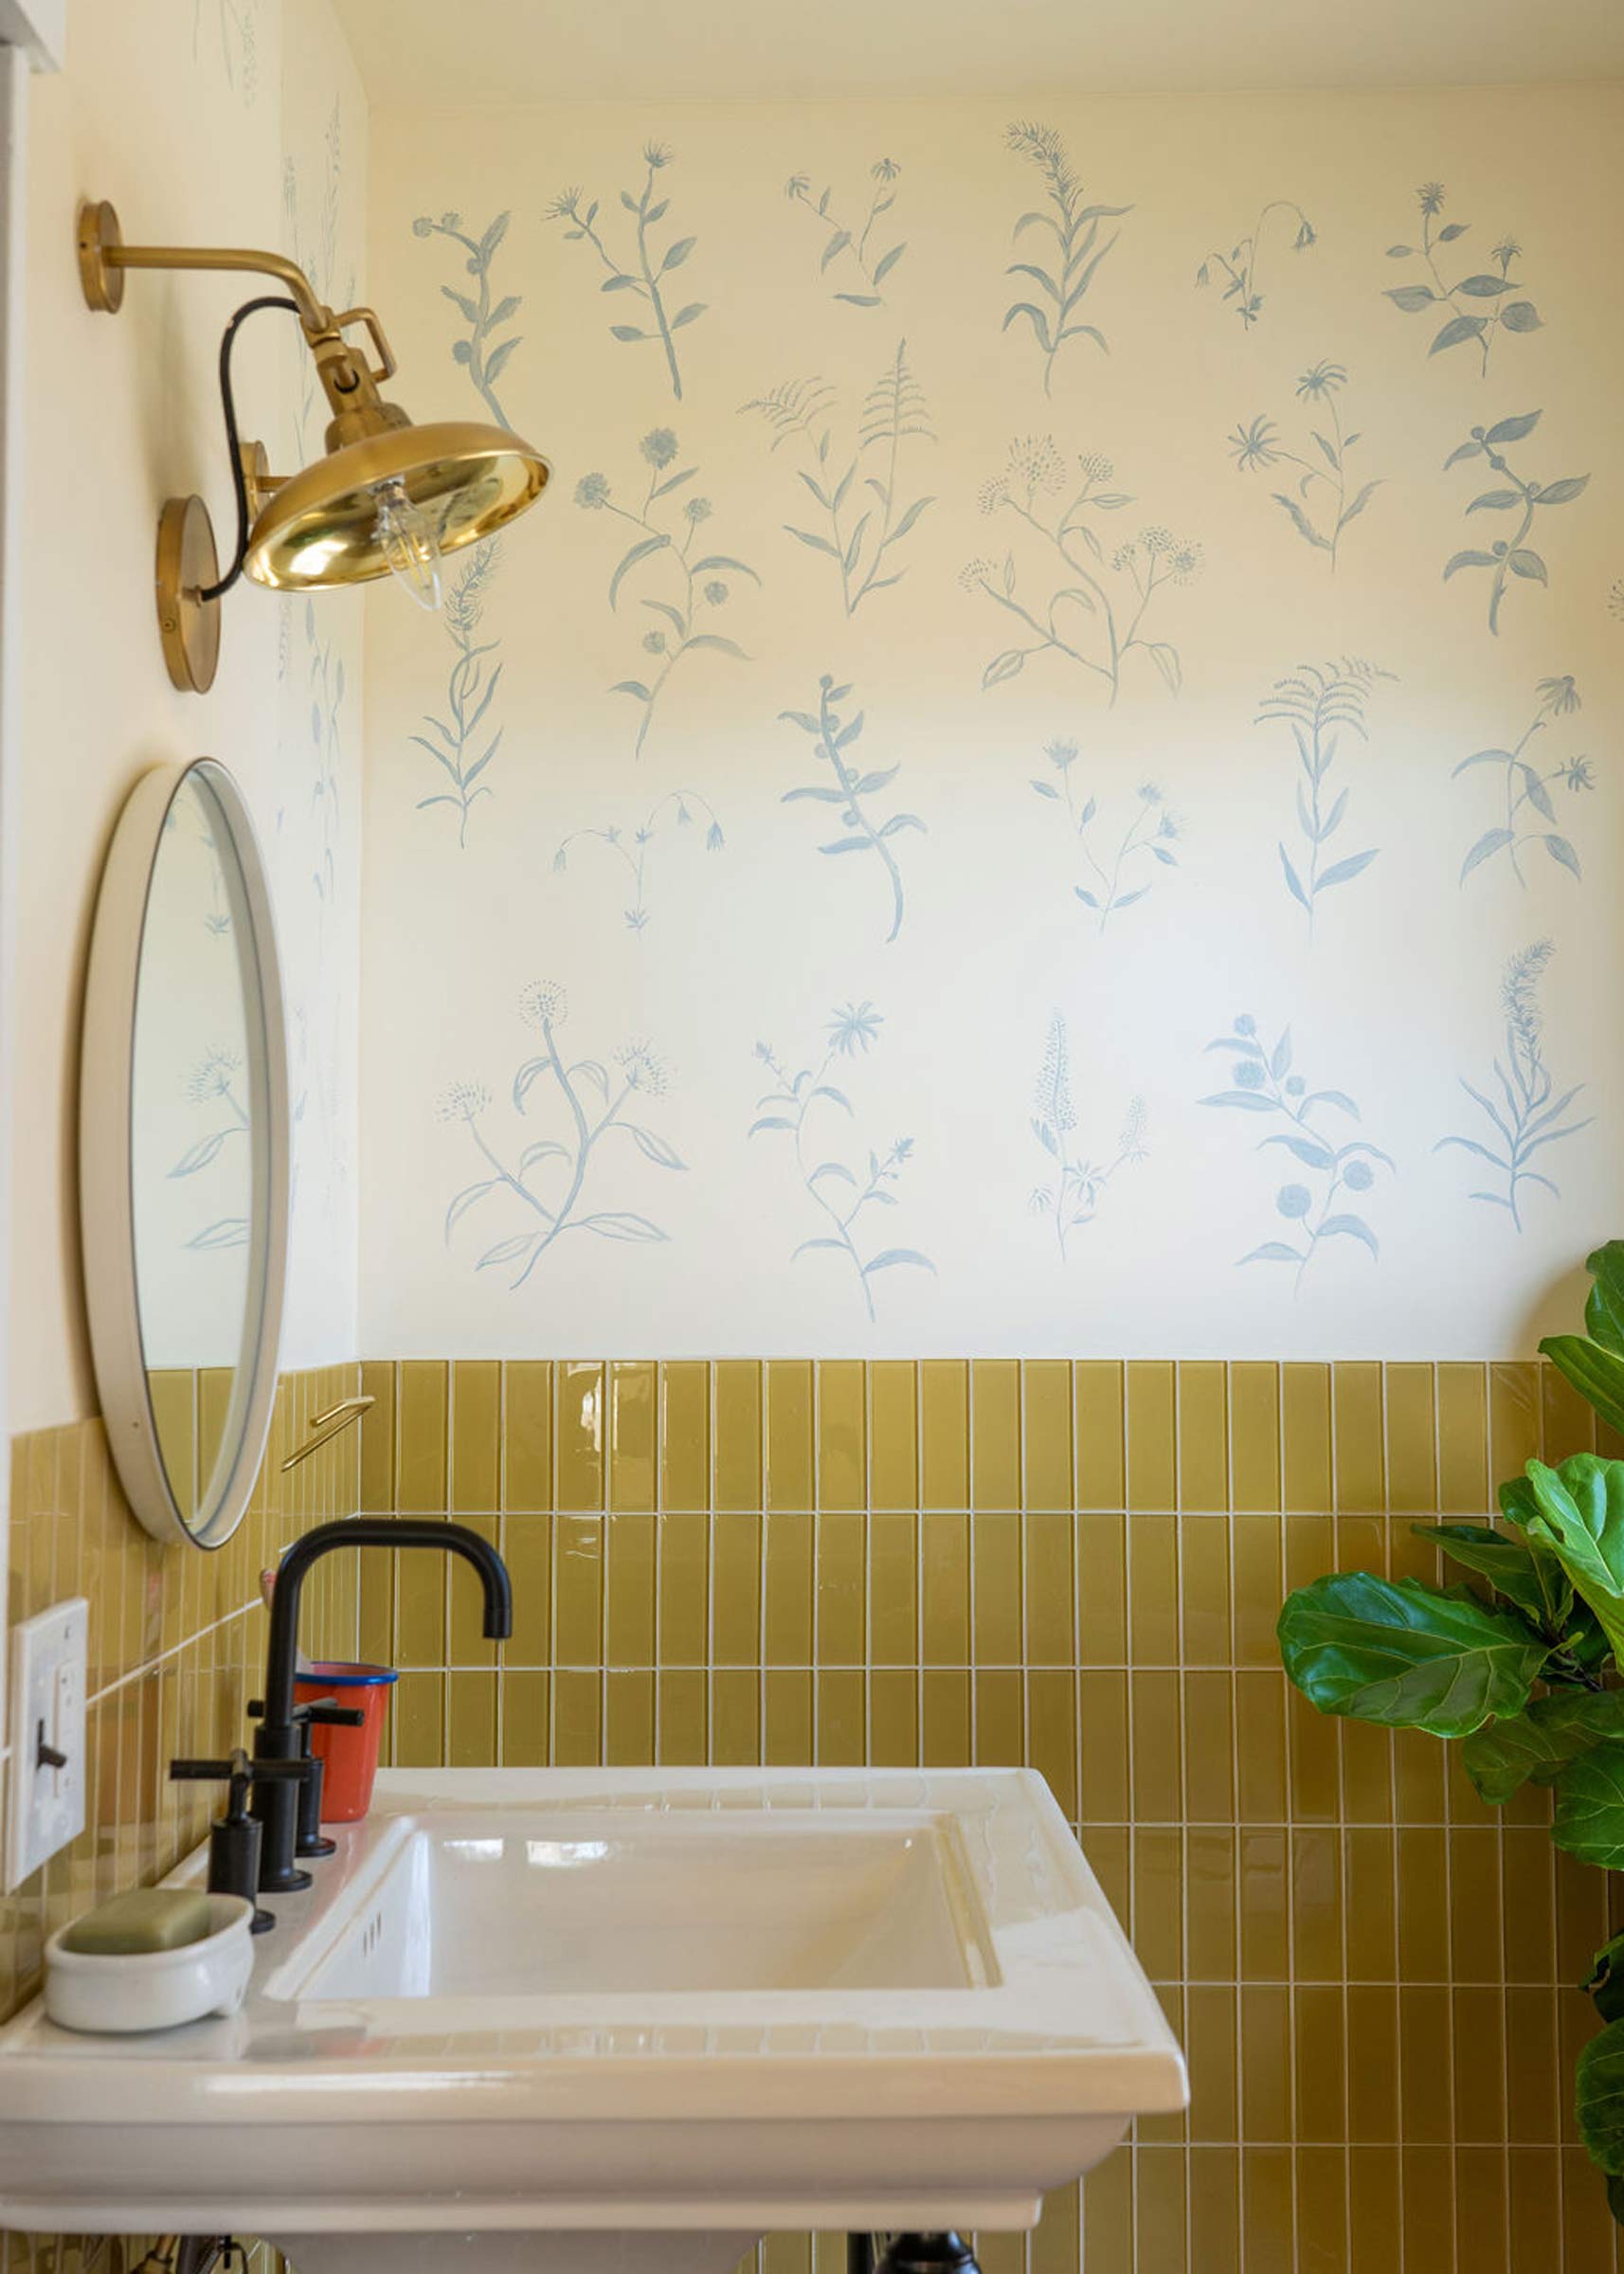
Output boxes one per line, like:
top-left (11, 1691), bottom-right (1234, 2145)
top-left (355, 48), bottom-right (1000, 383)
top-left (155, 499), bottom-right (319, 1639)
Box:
top-left (129, 771), bottom-right (258, 1522)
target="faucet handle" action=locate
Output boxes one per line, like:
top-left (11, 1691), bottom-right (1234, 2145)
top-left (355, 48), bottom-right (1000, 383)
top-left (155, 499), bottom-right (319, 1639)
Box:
top-left (169, 1749), bottom-right (309, 1934)
top-left (246, 1698), bottom-right (365, 1728)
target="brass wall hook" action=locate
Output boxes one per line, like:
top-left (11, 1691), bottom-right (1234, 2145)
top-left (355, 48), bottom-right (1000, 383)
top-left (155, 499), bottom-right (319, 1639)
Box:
top-left (281, 1396), bottom-right (374, 1473)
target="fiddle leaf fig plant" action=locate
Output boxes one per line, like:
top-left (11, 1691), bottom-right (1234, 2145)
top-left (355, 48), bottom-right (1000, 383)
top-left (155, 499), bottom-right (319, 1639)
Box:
top-left (1278, 1240), bottom-right (1624, 2221)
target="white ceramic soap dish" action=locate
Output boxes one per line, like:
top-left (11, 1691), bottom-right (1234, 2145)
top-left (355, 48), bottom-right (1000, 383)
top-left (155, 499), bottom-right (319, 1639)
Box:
top-left (44, 1894), bottom-right (255, 2033)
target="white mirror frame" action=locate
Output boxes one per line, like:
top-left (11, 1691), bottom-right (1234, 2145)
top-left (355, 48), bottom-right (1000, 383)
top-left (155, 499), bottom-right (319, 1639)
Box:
top-left (79, 758), bottom-right (289, 1548)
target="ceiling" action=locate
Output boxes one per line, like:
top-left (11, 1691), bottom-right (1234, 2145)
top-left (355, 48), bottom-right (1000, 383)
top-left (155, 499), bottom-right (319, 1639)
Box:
top-left (331, 0), bottom-right (1624, 107)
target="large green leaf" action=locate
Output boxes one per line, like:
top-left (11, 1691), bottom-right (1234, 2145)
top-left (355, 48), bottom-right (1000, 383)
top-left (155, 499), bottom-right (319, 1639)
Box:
top-left (1540, 1334), bottom-right (1624, 1436)
top-left (1277, 1571), bottom-right (1551, 1737)
top-left (1585, 1242), bottom-right (1624, 1359)
top-left (1463, 1688), bottom-right (1624, 1804)
top-left (1577, 2012), bottom-right (1624, 2175)
top-left (1554, 1743), bottom-right (1624, 1869)
top-left (1588, 1931), bottom-right (1624, 2025)
top-left (1522, 1456), bottom-right (1624, 1657)
top-left (1411, 1520), bottom-right (1571, 1628)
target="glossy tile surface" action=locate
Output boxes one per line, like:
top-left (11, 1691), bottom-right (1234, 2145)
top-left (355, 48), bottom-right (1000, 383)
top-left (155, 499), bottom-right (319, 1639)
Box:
top-left (350, 1357), bottom-right (1621, 2273)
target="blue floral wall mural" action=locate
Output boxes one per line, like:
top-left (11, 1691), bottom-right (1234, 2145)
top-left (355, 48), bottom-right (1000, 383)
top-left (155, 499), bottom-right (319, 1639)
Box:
top-left (1435, 942), bottom-right (1591, 1232)
top-left (749, 1005), bottom-right (933, 1321)
top-left (362, 94), bottom-right (1620, 1360)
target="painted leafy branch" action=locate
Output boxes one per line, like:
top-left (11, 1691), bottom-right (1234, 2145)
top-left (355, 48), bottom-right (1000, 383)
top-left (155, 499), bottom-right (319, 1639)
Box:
top-left (1257, 658), bottom-right (1395, 925)
top-left (553, 791), bottom-right (724, 932)
top-left (1029, 1013), bottom-right (1147, 1261)
top-left (1384, 182), bottom-right (1541, 374)
top-left (301, 600), bottom-right (345, 941)
top-left (740, 343), bottom-right (935, 613)
top-left (440, 984), bottom-right (685, 1290)
top-left (548, 144), bottom-right (702, 400)
top-left (413, 542), bottom-right (502, 848)
top-left (1455, 675), bottom-right (1594, 887)
top-left (195, 0), bottom-right (259, 103)
top-left (784, 158), bottom-right (906, 305)
top-left (1002, 121), bottom-right (1130, 394)
top-left (780, 677), bottom-right (924, 944)
top-left (575, 428), bottom-right (759, 758)
top-left (1201, 1017), bottom-right (1394, 1289)
top-left (1435, 942), bottom-right (1590, 1232)
top-left (1229, 361), bottom-right (1380, 569)
top-left (172, 1046), bottom-right (250, 1253)
top-left (964, 437), bottom-right (1201, 706)
top-left (1197, 199), bottom-right (1315, 326)
top-left (412, 210), bottom-right (521, 428)
top-left (1030, 741), bottom-right (1182, 931)
top-left (1444, 412), bottom-right (1590, 635)
top-left (750, 1004), bottom-right (933, 1322)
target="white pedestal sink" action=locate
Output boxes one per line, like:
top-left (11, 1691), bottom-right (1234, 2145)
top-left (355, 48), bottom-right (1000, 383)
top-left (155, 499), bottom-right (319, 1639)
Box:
top-left (0, 1768), bottom-right (1186, 2274)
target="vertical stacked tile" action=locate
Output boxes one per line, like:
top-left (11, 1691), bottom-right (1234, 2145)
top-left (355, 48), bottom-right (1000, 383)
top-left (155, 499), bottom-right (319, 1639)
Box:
top-left (1, 1365), bottom-right (362, 2274)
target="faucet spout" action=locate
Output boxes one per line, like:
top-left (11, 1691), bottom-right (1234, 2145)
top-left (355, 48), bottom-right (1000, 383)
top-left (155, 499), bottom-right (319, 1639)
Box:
top-left (253, 1517), bottom-right (514, 1891)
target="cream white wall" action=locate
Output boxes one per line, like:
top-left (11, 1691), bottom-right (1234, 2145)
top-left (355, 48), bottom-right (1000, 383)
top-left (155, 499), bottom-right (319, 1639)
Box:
top-left (360, 88), bottom-right (1623, 1360)
top-left (6, 0), bottom-right (364, 1431)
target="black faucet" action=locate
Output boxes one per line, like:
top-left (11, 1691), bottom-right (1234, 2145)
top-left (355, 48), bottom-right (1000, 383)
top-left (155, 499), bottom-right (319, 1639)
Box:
top-left (252, 1518), bottom-right (514, 1894)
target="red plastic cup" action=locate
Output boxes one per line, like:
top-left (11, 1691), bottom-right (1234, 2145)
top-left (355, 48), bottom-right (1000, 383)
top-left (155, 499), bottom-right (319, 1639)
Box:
top-left (294, 1662), bottom-right (399, 1823)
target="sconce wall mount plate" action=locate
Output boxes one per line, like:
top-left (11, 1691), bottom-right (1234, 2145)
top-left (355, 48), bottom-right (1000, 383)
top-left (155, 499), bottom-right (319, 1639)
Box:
top-left (78, 198), bottom-right (550, 694)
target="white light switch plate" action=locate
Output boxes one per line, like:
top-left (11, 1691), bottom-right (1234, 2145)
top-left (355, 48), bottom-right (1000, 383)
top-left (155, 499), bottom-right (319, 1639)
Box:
top-left (6, 1597), bottom-right (87, 1891)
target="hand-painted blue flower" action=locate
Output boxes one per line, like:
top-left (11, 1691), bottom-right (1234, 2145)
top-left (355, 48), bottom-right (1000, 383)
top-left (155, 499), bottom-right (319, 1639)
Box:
top-left (1235, 1015), bottom-right (1257, 1036)
top-left (616, 1041), bottom-right (670, 1095)
top-left (1235, 1060), bottom-right (1266, 1089)
top-left (641, 427), bottom-right (679, 469)
top-left (1343, 1160), bottom-right (1376, 1192)
top-left (575, 472), bottom-right (611, 510)
top-left (518, 980), bottom-right (567, 1029)
top-left (704, 580), bottom-right (729, 605)
top-left (436, 1079), bottom-right (490, 1124)
top-left (1277, 1183), bottom-right (1313, 1218)
top-left (828, 1002), bottom-right (883, 1056)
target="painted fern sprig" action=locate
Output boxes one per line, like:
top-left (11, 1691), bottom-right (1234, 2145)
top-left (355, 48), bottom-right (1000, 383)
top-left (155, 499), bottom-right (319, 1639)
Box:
top-left (1002, 120), bottom-right (1131, 395)
top-left (1256, 656), bottom-right (1395, 924)
top-left (548, 144), bottom-right (703, 401)
top-left (740, 344), bottom-right (934, 612)
top-left (779, 677), bottom-right (925, 944)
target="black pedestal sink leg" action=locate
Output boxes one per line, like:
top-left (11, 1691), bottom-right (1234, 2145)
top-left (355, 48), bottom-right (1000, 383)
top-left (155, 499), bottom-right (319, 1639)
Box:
top-left (875, 2236), bottom-right (982, 2274)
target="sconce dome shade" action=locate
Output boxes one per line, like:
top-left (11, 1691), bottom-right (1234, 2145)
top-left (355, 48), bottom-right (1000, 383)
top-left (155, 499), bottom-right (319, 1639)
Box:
top-left (243, 419), bottom-right (549, 590)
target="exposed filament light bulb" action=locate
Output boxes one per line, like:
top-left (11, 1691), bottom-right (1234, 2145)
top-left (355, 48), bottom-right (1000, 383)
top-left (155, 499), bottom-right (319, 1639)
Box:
top-left (372, 475), bottom-right (443, 610)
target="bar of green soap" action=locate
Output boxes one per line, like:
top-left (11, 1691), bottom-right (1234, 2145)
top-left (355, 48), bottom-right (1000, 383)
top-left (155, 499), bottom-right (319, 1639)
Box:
top-left (62, 1888), bottom-right (211, 1955)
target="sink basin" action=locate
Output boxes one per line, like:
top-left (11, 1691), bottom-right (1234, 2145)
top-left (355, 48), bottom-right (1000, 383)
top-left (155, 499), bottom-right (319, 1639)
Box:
top-left (0, 1767), bottom-right (1186, 2274)
top-left (289, 1814), bottom-right (996, 2000)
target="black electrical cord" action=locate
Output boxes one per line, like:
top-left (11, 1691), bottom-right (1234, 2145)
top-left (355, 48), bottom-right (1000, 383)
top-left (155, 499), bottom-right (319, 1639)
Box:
top-left (199, 294), bottom-right (302, 604)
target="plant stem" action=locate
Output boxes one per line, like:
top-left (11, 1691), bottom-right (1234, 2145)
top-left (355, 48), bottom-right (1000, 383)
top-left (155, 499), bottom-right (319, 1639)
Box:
top-left (817, 680), bottom-right (904, 942)
top-left (635, 165), bottom-right (682, 401)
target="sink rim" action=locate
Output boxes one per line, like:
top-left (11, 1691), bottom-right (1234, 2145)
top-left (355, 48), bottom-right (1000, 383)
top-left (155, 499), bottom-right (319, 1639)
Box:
top-left (0, 1766), bottom-right (1188, 2125)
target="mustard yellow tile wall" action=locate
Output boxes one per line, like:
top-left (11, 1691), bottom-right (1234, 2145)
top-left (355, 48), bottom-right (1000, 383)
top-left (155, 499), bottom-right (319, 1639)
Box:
top-left (361, 1356), bottom-right (1624, 2274)
top-left (1, 1366), bottom-right (363, 2274)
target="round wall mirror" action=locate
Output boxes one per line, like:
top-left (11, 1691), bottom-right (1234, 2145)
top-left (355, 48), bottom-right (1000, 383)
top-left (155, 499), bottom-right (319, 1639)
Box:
top-left (80, 759), bottom-right (290, 1547)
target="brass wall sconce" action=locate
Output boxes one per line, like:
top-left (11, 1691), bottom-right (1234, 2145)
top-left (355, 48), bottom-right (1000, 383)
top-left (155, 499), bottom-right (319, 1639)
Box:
top-left (77, 201), bottom-right (550, 693)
